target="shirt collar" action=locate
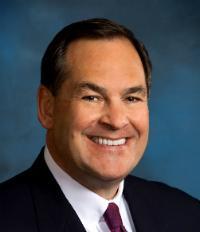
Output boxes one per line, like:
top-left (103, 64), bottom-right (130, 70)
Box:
top-left (44, 145), bottom-right (125, 227)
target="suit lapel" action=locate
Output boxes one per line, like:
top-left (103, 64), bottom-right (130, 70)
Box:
top-left (124, 176), bottom-right (159, 232)
top-left (28, 149), bottom-right (86, 232)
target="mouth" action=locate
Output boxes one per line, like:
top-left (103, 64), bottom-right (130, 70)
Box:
top-left (88, 136), bottom-right (127, 146)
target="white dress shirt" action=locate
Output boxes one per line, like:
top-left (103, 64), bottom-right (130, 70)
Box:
top-left (44, 146), bottom-right (136, 232)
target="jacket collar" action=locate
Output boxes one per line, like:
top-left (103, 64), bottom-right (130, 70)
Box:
top-left (28, 148), bottom-right (86, 232)
top-left (124, 175), bottom-right (160, 232)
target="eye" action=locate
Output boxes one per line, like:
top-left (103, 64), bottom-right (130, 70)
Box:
top-left (82, 95), bottom-right (100, 102)
top-left (125, 96), bottom-right (141, 103)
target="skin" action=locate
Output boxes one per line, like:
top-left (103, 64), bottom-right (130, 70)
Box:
top-left (38, 38), bottom-right (149, 200)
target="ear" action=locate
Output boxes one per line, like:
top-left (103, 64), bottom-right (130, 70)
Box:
top-left (37, 85), bottom-right (55, 129)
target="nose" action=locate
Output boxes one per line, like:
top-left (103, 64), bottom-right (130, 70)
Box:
top-left (99, 102), bottom-right (129, 130)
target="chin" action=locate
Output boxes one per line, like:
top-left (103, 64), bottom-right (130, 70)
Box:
top-left (91, 165), bottom-right (132, 183)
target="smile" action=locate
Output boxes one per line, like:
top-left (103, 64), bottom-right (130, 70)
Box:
top-left (91, 137), bottom-right (126, 146)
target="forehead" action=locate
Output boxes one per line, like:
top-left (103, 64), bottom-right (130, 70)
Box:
top-left (66, 38), bottom-right (142, 67)
top-left (63, 38), bottom-right (146, 89)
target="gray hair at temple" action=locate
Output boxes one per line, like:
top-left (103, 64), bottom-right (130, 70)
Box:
top-left (41, 18), bottom-right (152, 96)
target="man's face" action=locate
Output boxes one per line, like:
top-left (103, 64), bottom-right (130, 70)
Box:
top-left (46, 38), bottom-right (149, 188)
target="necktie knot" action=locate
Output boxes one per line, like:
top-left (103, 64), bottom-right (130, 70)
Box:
top-left (103, 203), bottom-right (127, 232)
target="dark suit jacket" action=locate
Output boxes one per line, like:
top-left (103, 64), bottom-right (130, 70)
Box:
top-left (0, 149), bottom-right (200, 232)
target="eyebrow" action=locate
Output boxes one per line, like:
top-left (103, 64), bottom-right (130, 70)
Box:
top-left (75, 82), bottom-right (107, 97)
top-left (75, 81), bottom-right (147, 97)
top-left (122, 86), bottom-right (147, 97)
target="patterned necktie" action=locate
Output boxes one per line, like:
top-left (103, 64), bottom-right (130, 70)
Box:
top-left (103, 203), bottom-right (127, 232)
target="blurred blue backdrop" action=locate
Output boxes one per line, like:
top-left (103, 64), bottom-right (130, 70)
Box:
top-left (0, 0), bottom-right (200, 199)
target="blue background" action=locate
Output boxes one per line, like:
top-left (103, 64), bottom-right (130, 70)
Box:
top-left (0, 0), bottom-right (200, 199)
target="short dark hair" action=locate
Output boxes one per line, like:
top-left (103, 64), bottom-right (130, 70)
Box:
top-left (41, 18), bottom-right (152, 96)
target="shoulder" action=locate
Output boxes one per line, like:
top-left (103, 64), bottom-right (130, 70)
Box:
top-left (0, 148), bottom-right (46, 203)
top-left (124, 175), bottom-right (200, 217)
top-left (125, 174), bottom-right (200, 204)
top-left (126, 175), bottom-right (198, 196)
top-left (0, 169), bottom-right (34, 213)
top-left (0, 169), bottom-right (31, 197)
top-left (124, 175), bottom-right (200, 230)
top-left (0, 170), bottom-right (38, 231)
top-left (0, 147), bottom-right (46, 198)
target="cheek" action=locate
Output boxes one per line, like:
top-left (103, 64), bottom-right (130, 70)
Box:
top-left (129, 105), bottom-right (149, 134)
top-left (70, 104), bottom-right (101, 132)
top-left (140, 110), bottom-right (149, 133)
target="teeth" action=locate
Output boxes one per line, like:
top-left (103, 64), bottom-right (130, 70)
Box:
top-left (92, 137), bottom-right (126, 146)
top-left (103, 139), bottom-right (107, 145)
top-left (99, 138), bottom-right (103, 144)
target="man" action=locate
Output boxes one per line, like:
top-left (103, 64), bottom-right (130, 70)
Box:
top-left (0, 18), bottom-right (199, 232)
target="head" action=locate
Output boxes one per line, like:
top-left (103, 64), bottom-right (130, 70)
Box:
top-left (38, 18), bottom-right (152, 198)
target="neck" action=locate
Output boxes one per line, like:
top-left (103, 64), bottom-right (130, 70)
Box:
top-left (73, 175), bottom-right (122, 200)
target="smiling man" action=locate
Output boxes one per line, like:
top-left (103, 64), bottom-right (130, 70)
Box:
top-left (0, 18), bottom-right (200, 232)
